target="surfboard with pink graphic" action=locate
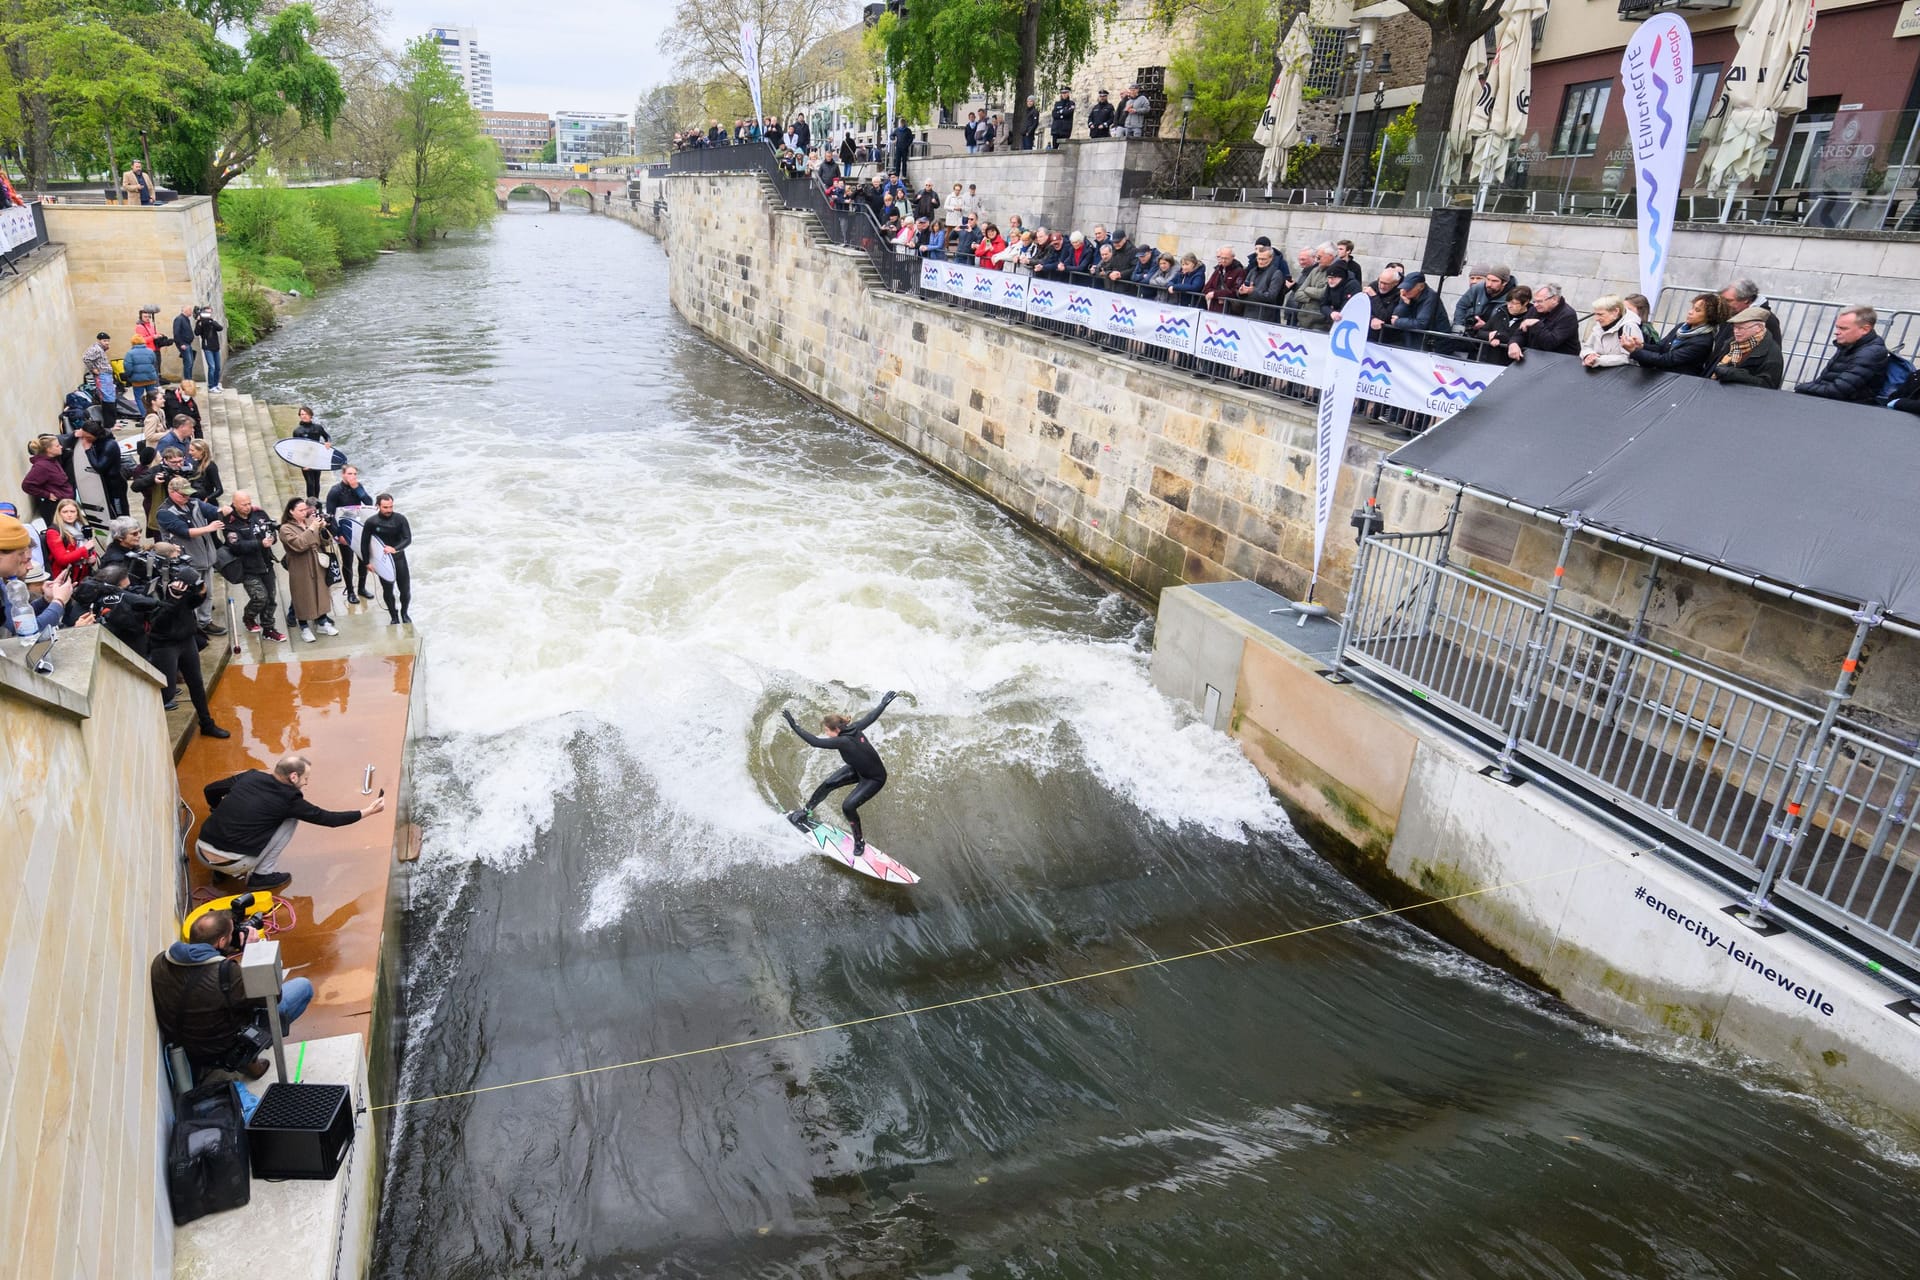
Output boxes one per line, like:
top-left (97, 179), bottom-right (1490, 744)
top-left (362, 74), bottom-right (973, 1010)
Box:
top-left (796, 816), bottom-right (921, 885)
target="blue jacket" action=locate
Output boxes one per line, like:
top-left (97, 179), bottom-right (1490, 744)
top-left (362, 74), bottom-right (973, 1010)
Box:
top-left (1387, 287), bottom-right (1446, 346)
top-left (123, 343), bottom-right (159, 386)
top-left (1169, 266), bottom-right (1206, 299)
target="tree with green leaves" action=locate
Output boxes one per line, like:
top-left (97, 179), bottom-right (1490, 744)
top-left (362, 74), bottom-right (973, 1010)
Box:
top-left (1167, 0), bottom-right (1287, 143)
top-left (878, 0), bottom-right (1107, 134)
top-left (659, 0), bottom-right (848, 121)
top-left (153, 2), bottom-right (344, 200)
top-left (33, 3), bottom-right (203, 182)
top-left (389, 35), bottom-right (493, 245)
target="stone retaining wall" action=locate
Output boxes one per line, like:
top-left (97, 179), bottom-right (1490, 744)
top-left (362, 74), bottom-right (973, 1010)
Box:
top-left (0, 245), bottom-right (79, 511)
top-left (0, 628), bottom-right (178, 1278)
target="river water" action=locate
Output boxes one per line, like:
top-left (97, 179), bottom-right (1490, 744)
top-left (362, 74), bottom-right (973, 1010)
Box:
top-left (235, 204), bottom-right (1919, 1278)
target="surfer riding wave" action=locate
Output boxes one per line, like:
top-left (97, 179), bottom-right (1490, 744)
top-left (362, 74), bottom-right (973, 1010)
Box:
top-left (784, 691), bottom-right (898, 855)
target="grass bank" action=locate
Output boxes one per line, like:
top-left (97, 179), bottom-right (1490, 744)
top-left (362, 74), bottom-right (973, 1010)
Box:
top-left (219, 181), bottom-right (408, 347)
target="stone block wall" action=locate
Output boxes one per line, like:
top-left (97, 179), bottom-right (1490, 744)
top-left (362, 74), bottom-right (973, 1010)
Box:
top-left (0, 246), bottom-right (79, 511)
top-left (43, 198), bottom-right (226, 373)
top-left (654, 172), bottom-right (1920, 727)
top-left (665, 171), bottom-right (1398, 610)
top-left (1131, 198), bottom-right (1920, 320)
top-left (0, 628), bottom-right (178, 1278)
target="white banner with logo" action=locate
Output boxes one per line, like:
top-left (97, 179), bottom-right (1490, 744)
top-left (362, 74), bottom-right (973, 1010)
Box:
top-left (0, 203), bottom-right (37, 253)
top-left (739, 22), bottom-right (765, 128)
top-left (1620, 16), bottom-right (1692, 311)
top-left (1311, 295), bottom-right (1373, 588)
top-left (915, 265), bottom-right (1504, 416)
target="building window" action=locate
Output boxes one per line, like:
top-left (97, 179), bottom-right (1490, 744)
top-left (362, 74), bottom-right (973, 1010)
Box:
top-left (1552, 79), bottom-right (1611, 156)
top-left (1686, 63), bottom-right (1723, 150)
top-left (1305, 26), bottom-right (1347, 95)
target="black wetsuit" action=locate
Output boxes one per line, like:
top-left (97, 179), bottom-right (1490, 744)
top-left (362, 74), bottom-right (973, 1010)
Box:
top-left (786, 692), bottom-right (897, 849)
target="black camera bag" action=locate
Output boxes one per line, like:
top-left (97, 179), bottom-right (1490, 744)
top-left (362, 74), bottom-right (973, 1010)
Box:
top-left (165, 1079), bottom-right (251, 1225)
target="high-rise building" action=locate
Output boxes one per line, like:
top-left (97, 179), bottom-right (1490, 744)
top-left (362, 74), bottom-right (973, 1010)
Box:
top-left (427, 24), bottom-right (494, 110)
top-left (480, 111), bottom-right (551, 163)
top-left (553, 111), bottom-right (631, 166)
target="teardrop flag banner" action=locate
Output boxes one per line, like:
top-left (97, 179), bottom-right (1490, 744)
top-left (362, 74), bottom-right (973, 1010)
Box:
top-left (1620, 16), bottom-right (1692, 312)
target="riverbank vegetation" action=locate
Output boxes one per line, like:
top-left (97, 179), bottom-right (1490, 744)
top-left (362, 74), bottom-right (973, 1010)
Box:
top-left (217, 180), bottom-right (405, 345)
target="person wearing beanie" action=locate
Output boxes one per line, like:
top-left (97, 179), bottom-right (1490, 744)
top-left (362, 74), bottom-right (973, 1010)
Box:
top-left (1, 513), bottom-right (73, 638)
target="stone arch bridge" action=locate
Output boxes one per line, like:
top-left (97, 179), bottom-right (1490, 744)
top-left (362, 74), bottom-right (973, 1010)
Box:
top-left (496, 175), bottom-right (627, 211)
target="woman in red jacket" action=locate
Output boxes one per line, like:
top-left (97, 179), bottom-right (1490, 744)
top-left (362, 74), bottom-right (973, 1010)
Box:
top-left (972, 223), bottom-right (1006, 270)
top-left (43, 499), bottom-right (97, 584)
top-left (22, 434), bottom-right (75, 525)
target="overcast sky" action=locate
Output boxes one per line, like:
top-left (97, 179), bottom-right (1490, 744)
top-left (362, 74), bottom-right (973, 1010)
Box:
top-left (383, 2), bottom-right (676, 116)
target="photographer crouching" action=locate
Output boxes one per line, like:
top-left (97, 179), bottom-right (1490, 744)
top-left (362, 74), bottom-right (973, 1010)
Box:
top-left (151, 908), bottom-right (312, 1083)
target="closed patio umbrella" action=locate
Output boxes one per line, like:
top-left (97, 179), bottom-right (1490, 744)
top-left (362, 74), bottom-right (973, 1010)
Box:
top-left (1701, 0), bottom-right (1816, 194)
top-left (1446, 31), bottom-right (1491, 185)
top-left (1257, 18), bottom-right (1314, 191)
top-left (1471, 0), bottom-right (1548, 188)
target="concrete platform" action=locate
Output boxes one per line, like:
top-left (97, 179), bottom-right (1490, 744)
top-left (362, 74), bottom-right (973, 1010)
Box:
top-left (175, 648), bottom-right (415, 1047)
top-left (173, 1033), bottom-right (376, 1280)
top-left (1153, 581), bottom-right (1920, 1130)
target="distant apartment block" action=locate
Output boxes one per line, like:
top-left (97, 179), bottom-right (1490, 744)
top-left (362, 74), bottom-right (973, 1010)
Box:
top-left (554, 111), bottom-right (631, 165)
top-left (428, 24), bottom-right (494, 110)
top-left (481, 111), bottom-right (551, 163)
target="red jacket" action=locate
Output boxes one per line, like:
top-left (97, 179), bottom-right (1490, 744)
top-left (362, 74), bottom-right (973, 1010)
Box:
top-left (22, 454), bottom-right (74, 503)
top-left (1204, 261), bottom-right (1246, 313)
top-left (43, 526), bottom-right (95, 583)
top-left (973, 235), bottom-right (1005, 270)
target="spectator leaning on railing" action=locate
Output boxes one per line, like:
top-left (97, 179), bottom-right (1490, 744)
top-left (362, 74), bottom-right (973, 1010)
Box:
top-left (1794, 307), bottom-right (1890, 403)
top-left (1580, 295), bottom-right (1636, 369)
top-left (1623, 293), bottom-right (1726, 375)
top-left (1709, 307), bottom-right (1785, 390)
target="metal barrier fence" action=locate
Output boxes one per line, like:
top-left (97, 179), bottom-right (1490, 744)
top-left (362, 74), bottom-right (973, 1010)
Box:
top-left (1341, 531), bottom-right (1920, 969)
top-left (1650, 287), bottom-right (1920, 389)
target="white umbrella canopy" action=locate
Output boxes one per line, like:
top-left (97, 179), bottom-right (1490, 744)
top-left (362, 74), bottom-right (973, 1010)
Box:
top-left (1472, 0), bottom-right (1548, 187)
top-left (1257, 19), bottom-right (1314, 188)
top-left (1447, 32), bottom-right (1492, 185)
top-left (1701, 0), bottom-right (1817, 192)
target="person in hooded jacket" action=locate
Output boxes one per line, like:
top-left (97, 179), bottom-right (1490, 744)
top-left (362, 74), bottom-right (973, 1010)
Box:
top-left (1321, 262), bottom-right (1364, 326)
top-left (151, 910), bottom-right (312, 1082)
top-left (122, 338), bottom-right (160, 415)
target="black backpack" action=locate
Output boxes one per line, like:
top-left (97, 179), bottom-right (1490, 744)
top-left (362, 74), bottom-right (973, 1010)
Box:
top-left (165, 1078), bottom-right (252, 1225)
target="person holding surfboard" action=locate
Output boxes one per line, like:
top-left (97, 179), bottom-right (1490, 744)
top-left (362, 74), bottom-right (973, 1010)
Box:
top-left (783, 691), bottom-right (899, 856)
top-left (292, 406), bottom-right (332, 501)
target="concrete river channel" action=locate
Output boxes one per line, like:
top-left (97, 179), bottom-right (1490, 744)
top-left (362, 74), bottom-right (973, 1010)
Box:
top-left (231, 202), bottom-right (1920, 1278)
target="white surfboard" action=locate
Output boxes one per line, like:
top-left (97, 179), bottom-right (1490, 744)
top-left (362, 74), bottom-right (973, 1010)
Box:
top-left (275, 437), bottom-right (347, 471)
top-left (795, 816), bottom-right (920, 885)
top-left (367, 537), bottom-right (396, 584)
top-left (72, 444), bottom-right (110, 531)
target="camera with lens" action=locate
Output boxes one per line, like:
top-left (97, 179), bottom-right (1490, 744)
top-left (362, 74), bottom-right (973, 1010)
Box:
top-left (217, 1017), bottom-right (273, 1071)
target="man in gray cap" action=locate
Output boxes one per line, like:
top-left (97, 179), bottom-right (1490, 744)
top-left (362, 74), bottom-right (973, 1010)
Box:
top-left (1709, 306), bottom-right (1785, 389)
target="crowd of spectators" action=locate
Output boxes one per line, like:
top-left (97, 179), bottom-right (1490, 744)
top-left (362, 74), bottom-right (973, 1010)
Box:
top-left (808, 167), bottom-right (1916, 410)
top-left (5, 301), bottom-right (421, 744)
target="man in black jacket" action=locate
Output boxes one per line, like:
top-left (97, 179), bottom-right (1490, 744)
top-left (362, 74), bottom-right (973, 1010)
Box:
top-left (1503, 283), bottom-right (1580, 361)
top-left (1020, 98), bottom-right (1039, 150)
top-left (139, 547), bottom-right (230, 740)
top-left (1794, 307), bottom-right (1891, 403)
top-left (222, 492), bottom-right (284, 640)
top-left (1709, 307), bottom-right (1785, 389)
top-left (171, 305), bottom-right (197, 381)
top-left (1237, 241), bottom-right (1289, 315)
top-left (1049, 89), bottom-right (1075, 148)
top-left (151, 910), bottom-right (313, 1081)
top-left (890, 120), bottom-right (914, 178)
top-left (359, 492), bottom-right (414, 624)
top-left (1087, 89), bottom-right (1114, 138)
top-left (198, 753), bottom-right (387, 890)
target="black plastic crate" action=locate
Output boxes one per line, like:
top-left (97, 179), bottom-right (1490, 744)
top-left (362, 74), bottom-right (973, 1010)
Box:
top-left (248, 1082), bottom-right (353, 1181)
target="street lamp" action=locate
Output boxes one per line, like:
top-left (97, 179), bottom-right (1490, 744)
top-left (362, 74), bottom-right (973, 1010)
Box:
top-left (1175, 84), bottom-right (1195, 193)
top-left (1333, 17), bottom-right (1377, 204)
